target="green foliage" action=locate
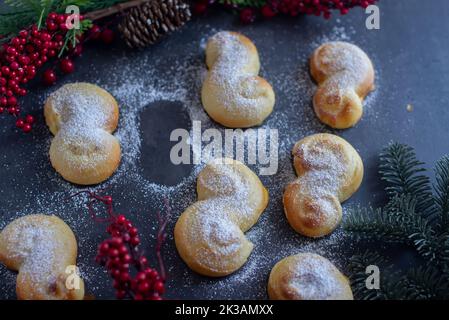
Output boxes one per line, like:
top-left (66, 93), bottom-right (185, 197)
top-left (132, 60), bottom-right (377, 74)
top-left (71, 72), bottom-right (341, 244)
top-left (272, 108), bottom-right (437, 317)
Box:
top-left (344, 142), bottom-right (449, 300)
top-left (0, 0), bottom-right (127, 39)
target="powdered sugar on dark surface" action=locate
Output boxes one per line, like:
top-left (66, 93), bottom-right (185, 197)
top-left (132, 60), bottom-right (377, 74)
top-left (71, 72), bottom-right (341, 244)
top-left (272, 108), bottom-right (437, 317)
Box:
top-left (0, 14), bottom-right (381, 299)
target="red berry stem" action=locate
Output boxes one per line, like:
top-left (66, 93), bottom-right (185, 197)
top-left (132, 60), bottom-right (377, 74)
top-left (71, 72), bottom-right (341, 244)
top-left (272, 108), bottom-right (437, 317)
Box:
top-left (193, 0), bottom-right (379, 22)
top-left (71, 190), bottom-right (170, 300)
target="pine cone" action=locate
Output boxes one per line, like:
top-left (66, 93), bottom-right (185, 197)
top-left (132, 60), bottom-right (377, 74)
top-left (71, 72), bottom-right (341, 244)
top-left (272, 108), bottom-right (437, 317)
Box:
top-left (118, 0), bottom-right (191, 49)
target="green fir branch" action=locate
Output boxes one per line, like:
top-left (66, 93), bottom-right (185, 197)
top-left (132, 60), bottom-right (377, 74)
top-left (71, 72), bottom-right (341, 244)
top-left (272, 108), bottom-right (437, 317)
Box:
top-left (0, 0), bottom-right (127, 38)
top-left (344, 195), bottom-right (438, 261)
top-left (379, 143), bottom-right (435, 218)
top-left (399, 266), bottom-right (449, 300)
top-left (347, 251), bottom-right (402, 300)
top-left (434, 156), bottom-right (449, 230)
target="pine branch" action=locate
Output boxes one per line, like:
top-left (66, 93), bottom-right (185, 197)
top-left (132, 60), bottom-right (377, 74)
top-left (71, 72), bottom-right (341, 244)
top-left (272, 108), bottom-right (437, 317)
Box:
top-left (0, 0), bottom-right (130, 38)
top-left (379, 143), bottom-right (435, 218)
top-left (344, 195), bottom-right (438, 261)
top-left (434, 156), bottom-right (449, 231)
top-left (399, 266), bottom-right (449, 300)
top-left (347, 251), bottom-right (402, 300)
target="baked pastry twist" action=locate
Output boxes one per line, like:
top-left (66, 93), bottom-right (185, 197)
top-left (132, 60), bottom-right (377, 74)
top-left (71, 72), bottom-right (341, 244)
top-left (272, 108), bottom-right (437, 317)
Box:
top-left (174, 158), bottom-right (269, 277)
top-left (268, 253), bottom-right (353, 300)
top-left (310, 41), bottom-right (375, 129)
top-left (0, 215), bottom-right (85, 300)
top-left (283, 133), bottom-right (363, 238)
top-left (44, 82), bottom-right (121, 185)
top-left (201, 31), bottom-right (275, 128)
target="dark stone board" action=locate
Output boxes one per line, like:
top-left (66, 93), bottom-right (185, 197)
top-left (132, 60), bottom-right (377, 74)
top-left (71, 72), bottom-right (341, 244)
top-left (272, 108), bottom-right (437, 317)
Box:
top-left (0, 1), bottom-right (448, 299)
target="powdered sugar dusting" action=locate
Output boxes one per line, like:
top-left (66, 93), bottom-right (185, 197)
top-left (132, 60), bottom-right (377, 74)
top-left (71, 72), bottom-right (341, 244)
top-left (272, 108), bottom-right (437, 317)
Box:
top-left (3, 218), bottom-right (57, 296)
top-left (0, 20), bottom-right (378, 299)
top-left (204, 31), bottom-right (273, 121)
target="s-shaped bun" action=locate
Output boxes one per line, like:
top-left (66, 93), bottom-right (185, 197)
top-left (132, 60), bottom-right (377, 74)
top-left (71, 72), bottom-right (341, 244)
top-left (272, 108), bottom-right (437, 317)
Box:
top-left (45, 82), bottom-right (121, 185)
top-left (201, 31), bottom-right (275, 128)
top-left (174, 158), bottom-right (268, 276)
top-left (0, 214), bottom-right (85, 300)
top-left (310, 41), bottom-right (375, 129)
top-left (283, 133), bottom-right (363, 238)
top-left (268, 253), bottom-right (353, 300)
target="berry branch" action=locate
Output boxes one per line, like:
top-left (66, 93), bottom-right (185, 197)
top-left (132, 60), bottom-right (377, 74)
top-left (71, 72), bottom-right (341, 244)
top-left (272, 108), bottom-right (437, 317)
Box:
top-left (72, 190), bottom-right (170, 300)
top-left (194, 0), bottom-right (379, 23)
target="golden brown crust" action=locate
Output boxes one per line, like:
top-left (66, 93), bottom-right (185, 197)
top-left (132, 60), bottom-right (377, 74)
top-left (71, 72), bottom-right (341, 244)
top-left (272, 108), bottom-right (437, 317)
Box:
top-left (268, 253), bottom-right (353, 300)
top-left (0, 215), bottom-right (85, 300)
top-left (201, 31), bottom-right (275, 128)
top-left (310, 41), bottom-right (375, 129)
top-left (44, 83), bottom-right (121, 185)
top-left (174, 158), bottom-right (269, 277)
top-left (283, 134), bottom-right (363, 238)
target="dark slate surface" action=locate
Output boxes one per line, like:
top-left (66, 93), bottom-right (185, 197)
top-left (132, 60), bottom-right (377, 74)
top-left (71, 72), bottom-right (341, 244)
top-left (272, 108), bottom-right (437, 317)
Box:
top-left (1, 1), bottom-right (448, 299)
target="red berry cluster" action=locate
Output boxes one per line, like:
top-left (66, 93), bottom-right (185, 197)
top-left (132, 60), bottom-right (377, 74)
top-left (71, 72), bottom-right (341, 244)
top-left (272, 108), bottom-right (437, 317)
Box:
top-left (96, 214), bottom-right (165, 300)
top-left (74, 191), bottom-right (169, 300)
top-left (193, 0), bottom-right (378, 23)
top-left (0, 12), bottom-right (82, 133)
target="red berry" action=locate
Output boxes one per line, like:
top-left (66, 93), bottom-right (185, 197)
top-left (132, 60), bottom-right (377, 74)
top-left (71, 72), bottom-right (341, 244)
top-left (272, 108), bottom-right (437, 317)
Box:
top-left (112, 237), bottom-right (124, 246)
top-left (138, 282), bottom-right (150, 293)
top-left (1, 66), bottom-right (10, 75)
top-left (16, 119), bottom-right (25, 128)
top-left (193, 3), bottom-right (208, 15)
top-left (19, 30), bottom-right (28, 38)
top-left (0, 107), bottom-right (4, 113)
top-left (89, 25), bottom-right (102, 40)
top-left (129, 227), bottom-right (138, 236)
top-left (42, 69), bottom-right (57, 86)
top-left (261, 5), bottom-right (277, 18)
top-left (136, 272), bottom-right (146, 282)
top-left (130, 236), bottom-right (140, 246)
top-left (55, 14), bottom-right (65, 24)
top-left (109, 248), bottom-right (119, 257)
top-left (117, 215), bottom-right (127, 224)
top-left (240, 8), bottom-right (256, 24)
top-left (25, 115), bottom-right (34, 124)
top-left (99, 242), bottom-right (109, 254)
top-left (59, 58), bottom-right (75, 74)
top-left (103, 195), bottom-right (112, 204)
top-left (8, 107), bottom-right (16, 115)
top-left (154, 281), bottom-right (165, 294)
top-left (116, 290), bottom-right (127, 299)
top-left (22, 124), bottom-right (32, 133)
top-left (7, 96), bottom-right (17, 106)
top-left (100, 29), bottom-right (115, 44)
top-left (72, 45), bottom-right (83, 57)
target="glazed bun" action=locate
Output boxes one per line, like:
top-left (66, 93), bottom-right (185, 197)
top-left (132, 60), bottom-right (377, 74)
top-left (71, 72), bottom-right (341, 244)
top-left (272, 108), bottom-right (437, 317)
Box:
top-left (268, 253), bottom-right (353, 300)
top-left (310, 41), bottom-right (375, 129)
top-left (44, 82), bottom-right (121, 185)
top-left (0, 214), bottom-right (85, 300)
top-left (202, 31), bottom-right (275, 128)
top-left (283, 133), bottom-right (363, 238)
top-left (174, 158), bottom-right (269, 277)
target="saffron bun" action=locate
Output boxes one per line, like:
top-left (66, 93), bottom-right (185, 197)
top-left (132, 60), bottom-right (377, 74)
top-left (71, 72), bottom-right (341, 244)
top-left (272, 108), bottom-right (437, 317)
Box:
top-left (268, 253), bottom-right (353, 300)
top-left (201, 31), bottom-right (275, 128)
top-left (283, 133), bottom-right (363, 238)
top-left (44, 82), bottom-right (121, 185)
top-left (310, 41), bottom-right (375, 129)
top-left (0, 214), bottom-right (85, 300)
top-left (174, 158), bottom-right (269, 277)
